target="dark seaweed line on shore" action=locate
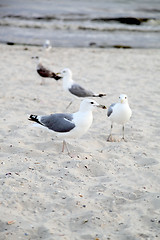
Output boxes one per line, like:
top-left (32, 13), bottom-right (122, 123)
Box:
top-left (77, 26), bottom-right (160, 33)
top-left (0, 23), bottom-right (159, 33)
top-left (2, 14), bottom-right (158, 25)
top-left (0, 40), bottom-right (157, 49)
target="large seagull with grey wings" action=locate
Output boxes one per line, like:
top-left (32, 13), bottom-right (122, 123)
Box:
top-left (28, 99), bottom-right (106, 156)
top-left (57, 68), bottom-right (106, 108)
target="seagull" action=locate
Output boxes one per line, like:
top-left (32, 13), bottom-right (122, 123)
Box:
top-left (32, 56), bottom-right (61, 85)
top-left (28, 98), bottom-right (106, 155)
top-left (43, 39), bottom-right (52, 51)
top-left (57, 68), bottom-right (106, 108)
top-left (107, 94), bottom-right (132, 142)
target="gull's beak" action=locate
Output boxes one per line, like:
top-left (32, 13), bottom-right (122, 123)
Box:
top-left (121, 99), bottom-right (124, 104)
top-left (55, 72), bottom-right (62, 80)
top-left (97, 104), bottom-right (107, 109)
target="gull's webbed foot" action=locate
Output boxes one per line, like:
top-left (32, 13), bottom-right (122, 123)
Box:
top-left (107, 135), bottom-right (117, 142)
top-left (121, 137), bottom-right (127, 142)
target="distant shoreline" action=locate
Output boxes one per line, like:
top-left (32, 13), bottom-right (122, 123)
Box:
top-left (0, 0), bottom-right (160, 48)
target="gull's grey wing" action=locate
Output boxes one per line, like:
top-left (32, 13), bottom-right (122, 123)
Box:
top-left (107, 103), bottom-right (116, 117)
top-left (40, 113), bottom-right (75, 132)
top-left (69, 83), bottom-right (94, 97)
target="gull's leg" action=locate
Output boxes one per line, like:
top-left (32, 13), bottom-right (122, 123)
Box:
top-left (107, 124), bottom-right (114, 142)
top-left (62, 140), bottom-right (71, 156)
top-left (62, 140), bottom-right (65, 152)
top-left (64, 140), bottom-right (70, 155)
top-left (121, 125), bottom-right (127, 142)
top-left (40, 78), bottom-right (45, 85)
top-left (66, 101), bottom-right (73, 109)
top-left (122, 125), bottom-right (124, 139)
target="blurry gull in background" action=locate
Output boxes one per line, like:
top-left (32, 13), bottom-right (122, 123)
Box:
top-left (43, 39), bottom-right (52, 51)
top-left (28, 98), bottom-right (106, 156)
top-left (32, 56), bottom-right (61, 85)
top-left (57, 68), bottom-right (106, 108)
top-left (107, 94), bottom-right (132, 142)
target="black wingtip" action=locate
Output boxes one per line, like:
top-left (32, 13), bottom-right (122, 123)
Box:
top-left (54, 75), bottom-right (62, 81)
top-left (51, 73), bottom-right (62, 80)
top-left (99, 93), bottom-right (106, 98)
top-left (102, 105), bottom-right (107, 109)
top-left (28, 114), bottom-right (38, 122)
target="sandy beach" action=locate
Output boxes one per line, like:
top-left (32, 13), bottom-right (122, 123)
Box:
top-left (0, 43), bottom-right (160, 240)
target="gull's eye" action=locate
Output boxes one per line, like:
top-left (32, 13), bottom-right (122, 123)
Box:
top-left (119, 96), bottom-right (120, 99)
top-left (125, 96), bottom-right (127, 99)
top-left (91, 101), bottom-right (94, 104)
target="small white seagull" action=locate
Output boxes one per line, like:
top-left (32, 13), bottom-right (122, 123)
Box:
top-left (28, 98), bottom-right (106, 155)
top-left (57, 68), bottom-right (106, 108)
top-left (43, 39), bottom-right (52, 51)
top-left (32, 56), bottom-right (61, 85)
top-left (107, 94), bottom-right (132, 142)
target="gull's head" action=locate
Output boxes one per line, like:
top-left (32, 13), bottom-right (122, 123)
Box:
top-left (119, 94), bottom-right (129, 104)
top-left (58, 68), bottom-right (72, 78)
top-left (44, 39), bottom-right (51, 47)
top-left (79, 99), bottom-right (107, 112)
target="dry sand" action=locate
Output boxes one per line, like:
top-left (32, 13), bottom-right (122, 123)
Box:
top-left (0, 44), bottom-right (160, 240)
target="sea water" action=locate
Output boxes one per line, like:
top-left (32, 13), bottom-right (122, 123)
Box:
top-left (0, 0), bottom-right (160, 48)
